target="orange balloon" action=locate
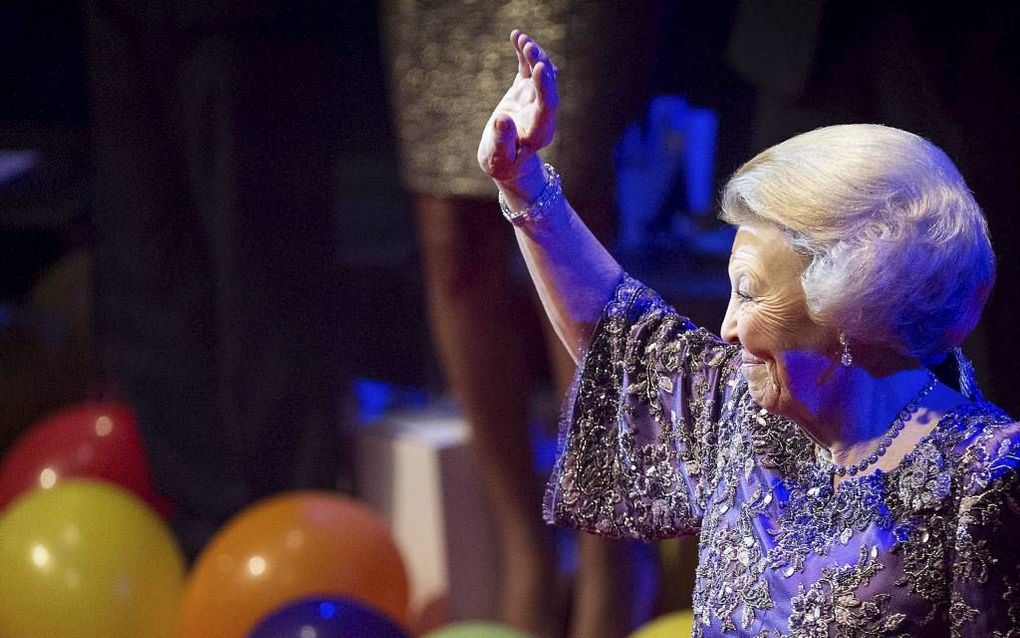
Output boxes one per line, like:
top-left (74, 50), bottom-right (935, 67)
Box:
top-left (180, 492), bottom-right (409, 638)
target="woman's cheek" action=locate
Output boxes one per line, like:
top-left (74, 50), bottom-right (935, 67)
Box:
top-left (745, 361), bottom-right (781, 410)
top-left (740, 308), bottom-right (790, 411)
top-left (741, 308), bottom-right (784, 357)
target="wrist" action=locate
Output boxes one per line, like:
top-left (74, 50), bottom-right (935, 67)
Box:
top-left (494, 156), bottom-right (546, 210)
top-left (498, 163), bottom-right (562, 227)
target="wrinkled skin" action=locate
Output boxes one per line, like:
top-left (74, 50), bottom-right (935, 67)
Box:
top-left (720, 224), bottom-right (838, 422)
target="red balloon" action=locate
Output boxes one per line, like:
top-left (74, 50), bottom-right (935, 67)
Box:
top-left (0, 402), bottom-right (171, 516)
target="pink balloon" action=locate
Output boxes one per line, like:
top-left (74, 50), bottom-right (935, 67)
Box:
top-left (0, 402), bottom-right (171, 516)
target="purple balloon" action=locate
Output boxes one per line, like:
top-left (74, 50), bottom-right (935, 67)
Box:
top-left (247, 597), bottom-right (409, 638)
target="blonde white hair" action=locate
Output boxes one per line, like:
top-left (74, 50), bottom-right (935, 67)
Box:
top-left (721, 124), bottom-right (995, 358)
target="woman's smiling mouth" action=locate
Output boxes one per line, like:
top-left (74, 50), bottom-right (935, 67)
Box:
top-left (741, 351), bottom-right (765, 366)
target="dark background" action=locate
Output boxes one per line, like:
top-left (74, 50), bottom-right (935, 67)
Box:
top-left (2, 0), bottom-right (1018, 524)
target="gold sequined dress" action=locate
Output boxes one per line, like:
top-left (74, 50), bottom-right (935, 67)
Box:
top-left (380, 0), bottom-right (656, 199)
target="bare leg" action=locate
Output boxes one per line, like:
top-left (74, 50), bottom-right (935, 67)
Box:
top-left (546, 324), bottom-right (659, 638)
top-left (539, 198), bottom-right (659, 638)
top-left (571, 535), bottom-right (659, 638)
top-left (416, 194), bottom-right (560, 637)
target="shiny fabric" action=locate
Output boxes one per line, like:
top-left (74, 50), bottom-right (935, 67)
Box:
top-left (379, 0), bottom-right (656, 199)
top-left (545, 275), bottom-right (1020, 637)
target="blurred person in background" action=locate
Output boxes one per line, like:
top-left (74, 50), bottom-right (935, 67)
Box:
top-left (380, 2), bottom-right (662, 636)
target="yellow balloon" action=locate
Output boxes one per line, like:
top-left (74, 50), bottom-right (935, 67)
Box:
top-left (0, 480), bottom-right (185, 638)
top-left (628, 610), bottom-right (695, 638)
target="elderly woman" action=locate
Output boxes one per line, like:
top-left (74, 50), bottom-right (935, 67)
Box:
top-left (477, 31), bottom-right (1020, 636)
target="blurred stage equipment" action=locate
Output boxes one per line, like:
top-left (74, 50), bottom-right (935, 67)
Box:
top-left (353, 408), bottom-right (501, 624)
top-left (616, 95), bottom-right (723, 254)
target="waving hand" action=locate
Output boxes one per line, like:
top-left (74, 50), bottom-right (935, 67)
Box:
top-left (477, 30), bottom-right (560, 184)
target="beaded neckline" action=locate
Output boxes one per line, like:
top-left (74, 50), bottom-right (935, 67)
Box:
top-left (814, 370), bottom-right (939, 477)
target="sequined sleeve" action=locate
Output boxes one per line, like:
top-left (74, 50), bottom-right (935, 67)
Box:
top-left (948, 421), bottom-right (1020, 636)
top-left (543, 274), bottom-right (742, 540)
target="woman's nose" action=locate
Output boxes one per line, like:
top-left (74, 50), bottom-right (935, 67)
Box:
top-left (720, 297), bottom-right (740, 345)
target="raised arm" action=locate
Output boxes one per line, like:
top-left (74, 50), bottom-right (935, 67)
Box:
top-left (477, 30), bottom-right (623, 362)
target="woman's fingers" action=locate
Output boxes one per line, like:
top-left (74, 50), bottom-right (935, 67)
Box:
top-left (525, 63), bottom-right (557, 152)
top-left (518, 34), bottom-right (557, 106)
top-left (513, 30), bottom-right (559, 86)
top-left (533, 60), bottom-right (559, 109)
top-left (512, 30), bottom-right (531, 79)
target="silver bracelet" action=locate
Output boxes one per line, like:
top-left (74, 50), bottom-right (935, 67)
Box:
top-left (498, 163), bottom-right (562, 226)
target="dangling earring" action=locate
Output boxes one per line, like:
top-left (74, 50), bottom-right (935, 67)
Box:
top-left (839, 333), bottom-right (853, 367)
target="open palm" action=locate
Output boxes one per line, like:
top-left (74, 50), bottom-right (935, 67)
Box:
top-left (477, 30), bottom-right (559, 183)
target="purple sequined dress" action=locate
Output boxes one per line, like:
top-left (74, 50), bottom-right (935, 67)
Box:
top-left (544, 276), bottom-right (1020, 637)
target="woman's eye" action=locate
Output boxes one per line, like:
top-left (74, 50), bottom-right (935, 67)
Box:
top-left (734, 290), bottom-right (753, 302)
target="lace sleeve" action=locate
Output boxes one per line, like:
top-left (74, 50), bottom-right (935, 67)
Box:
top-left (543, 274), bottom-right (741, 540)
top-left (949, 420), bottom-right (1020, 636)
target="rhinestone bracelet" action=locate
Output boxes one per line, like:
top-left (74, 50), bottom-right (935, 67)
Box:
top-left (498, 163), bottom-right (562, 226)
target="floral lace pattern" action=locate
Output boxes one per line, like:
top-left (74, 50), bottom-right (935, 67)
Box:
top-left (788, 544), bottom-right (907, 638)
top-left (544, 275), bottom-right (1020, 636)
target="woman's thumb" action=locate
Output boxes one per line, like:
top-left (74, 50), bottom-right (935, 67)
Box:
top-left (495, 115), bottom-right (518, 152)
top-left (485, 114), bottom-right (519, 176)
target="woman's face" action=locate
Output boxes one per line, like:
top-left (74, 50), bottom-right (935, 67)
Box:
top-left (720, 224), bottom-right (838, 418)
